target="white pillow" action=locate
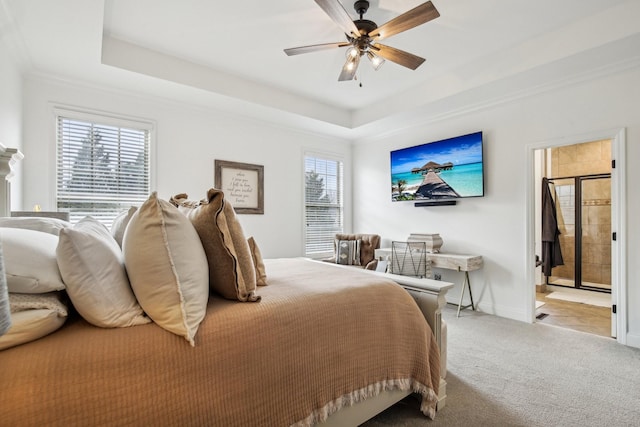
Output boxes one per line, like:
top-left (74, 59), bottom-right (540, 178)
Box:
top-left (1, 228), bottom-right (65, 293)
top-left (123, 192), bottom-right (209, 346)
top-left (110, 206), bottom-right (137, 248)
top-left (0, 217), bottom-right (70, 236)
top-left (57, 217), bottom-right (150, 328)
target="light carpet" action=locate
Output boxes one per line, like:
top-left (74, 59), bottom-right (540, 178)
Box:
top-left (362, 306), bottom-right (640, 426)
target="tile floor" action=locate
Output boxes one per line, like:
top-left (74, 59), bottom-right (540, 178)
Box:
top-left (536, 288), bottom-right (612, 338)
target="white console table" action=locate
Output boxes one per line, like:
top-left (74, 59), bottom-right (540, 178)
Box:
top-left (375, 248), bottom-right (483, 317)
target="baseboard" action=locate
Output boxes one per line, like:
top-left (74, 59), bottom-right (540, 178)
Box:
top-left (445, 299), bottom-right (530, 323)
top-left (625, 332), bottom-right (640, 349)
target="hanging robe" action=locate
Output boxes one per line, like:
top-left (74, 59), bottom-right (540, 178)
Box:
top-left (541, 177), bottom-right (564, 277)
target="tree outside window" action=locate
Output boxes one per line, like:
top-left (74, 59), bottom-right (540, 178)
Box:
top-left (56, 114), bottom-right (150, 225)
top-left (304, 156), bottom-right (343, 257)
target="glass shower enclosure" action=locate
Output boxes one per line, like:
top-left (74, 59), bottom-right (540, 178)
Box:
top-left (547, 174), bottom-right (611, 292)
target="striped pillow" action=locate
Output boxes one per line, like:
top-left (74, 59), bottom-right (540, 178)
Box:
top-left (336, 239), bottom-right (361, 266)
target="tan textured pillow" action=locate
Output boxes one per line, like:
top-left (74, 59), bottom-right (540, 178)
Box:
top-left (57, 216), bottom-right (149, 328)
top-left (110, 206), bottom-right (137, 248)
top-left (123, 192), bottom-right (209, 346)
top-left (170, 189), bottom-right (259, 302)
top-left (248, 236), bottom-right (267, 286)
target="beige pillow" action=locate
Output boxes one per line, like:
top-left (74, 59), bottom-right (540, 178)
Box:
top-left (123, 192), bottom-right (209, 346)
top-left (57, 216), bottom-right (149, 328)
top-left (0, 310), bottom-right (66, 350)
top-left (248, 236), bottom-right (267, 286)
top-left (110, 206), bottom-right (137, 248)
top-left (0, 292), bottom-right (68, 351)
top-left (171, 189), bottom-right (259, 302)
top-left (1, 228), bottom-right (65, 293)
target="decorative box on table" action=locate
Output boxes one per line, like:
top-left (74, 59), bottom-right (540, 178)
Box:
top-left (407, 233), bottom-right (443, 253)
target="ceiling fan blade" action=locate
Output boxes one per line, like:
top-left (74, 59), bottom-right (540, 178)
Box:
top-left (314, 0), bottom-right (361, 38)
top-left (338, 53), bottom-right (360, 81)
top-left (371, 43), bottom-right (425, 70)
top-left (284, 42), bottom-right (350, 56)
top-left (368, 1), bottom-right (440, 40)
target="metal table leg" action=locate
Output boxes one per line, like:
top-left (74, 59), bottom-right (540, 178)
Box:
top-left (456, 270), bottom-right (475, 317)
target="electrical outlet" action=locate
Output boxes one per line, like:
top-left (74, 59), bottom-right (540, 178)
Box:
top-left (434, 273), bottom-right (441, 281)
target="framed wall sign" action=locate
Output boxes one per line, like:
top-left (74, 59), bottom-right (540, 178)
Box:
top-left (214, 160), bottom-right (264, 214)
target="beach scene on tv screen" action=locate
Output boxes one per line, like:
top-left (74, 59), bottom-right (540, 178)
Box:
top-left (391, 132), bottom-right (484, 201)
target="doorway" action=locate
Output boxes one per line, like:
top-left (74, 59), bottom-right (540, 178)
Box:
top-left (531, 136), bottom-right (622, 339)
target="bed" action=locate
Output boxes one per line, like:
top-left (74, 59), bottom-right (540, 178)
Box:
top-left (0, 156), bottom-right (446, 425)
top-left (0, 257), bottom-right (443, 426)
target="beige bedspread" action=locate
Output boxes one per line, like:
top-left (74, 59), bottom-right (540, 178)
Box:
top-left (0, 258), bottom-right (439, 426)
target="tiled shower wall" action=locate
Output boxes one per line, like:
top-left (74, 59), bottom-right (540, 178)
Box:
top-left (549, 140), bottom-right (611, 177)
top-left (547, 139), bottom-right (611, 287)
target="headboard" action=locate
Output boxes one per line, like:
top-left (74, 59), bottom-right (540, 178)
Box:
top-left (0, 144), bottom-right (24, 217)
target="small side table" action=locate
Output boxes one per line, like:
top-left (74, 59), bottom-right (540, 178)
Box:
top-left (375, 248), bottom-right (483, 317)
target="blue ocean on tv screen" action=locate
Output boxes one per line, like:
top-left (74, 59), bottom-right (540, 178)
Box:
top-left (390, 131), bottom-right (484, 200)
top-left (391, 162), bottom-right (483, 198)
top-left (439, 162), bottom-right (483, 196)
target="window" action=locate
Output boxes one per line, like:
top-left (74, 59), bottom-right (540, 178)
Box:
top-left (56, 111), bottom-right (151, 225)
top-left (304, 154), bottom-right (344, 257)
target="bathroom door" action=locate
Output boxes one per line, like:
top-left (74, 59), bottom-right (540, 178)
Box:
top-left (547, 174), bottom-right (611, 292)
top-left (579, 175), bottom-right (612, 292)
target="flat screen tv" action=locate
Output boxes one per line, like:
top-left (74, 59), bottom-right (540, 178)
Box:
top-left (390, 131), bottom-right (484, 202)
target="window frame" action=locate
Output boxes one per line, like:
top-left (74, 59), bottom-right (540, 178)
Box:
top-left (53, 106), bottom-right (155, 225)
top-left (303, 151), bottom-right (345, 259)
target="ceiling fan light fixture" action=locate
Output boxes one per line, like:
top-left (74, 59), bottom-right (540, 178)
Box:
top-left (285, 0), bottom-right (440, 82)
top-left (339, 50), bottom-right (361, 81)
top-left (346, 46), bottom-right (359, 59)
top-left (366, 51), bottom-right (385, 70)
top-left (346, 54), bottom-right (358, 71)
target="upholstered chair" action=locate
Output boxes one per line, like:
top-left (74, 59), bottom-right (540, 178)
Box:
top-left (325, 233), bottom-right (381, 270)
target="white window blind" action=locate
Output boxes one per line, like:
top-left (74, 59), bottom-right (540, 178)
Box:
top-left (56, 114), bottom-right (150, 225)
top-left (304, 155), bottom-right (343, 257)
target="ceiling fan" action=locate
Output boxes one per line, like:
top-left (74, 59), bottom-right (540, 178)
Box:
top-left (284, 0), bottom-right (440, 81)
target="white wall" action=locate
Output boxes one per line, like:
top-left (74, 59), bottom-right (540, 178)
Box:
top-left (0, 40), bottom-right (24, 209)
top-left (353, 67), bottom-right (640, 347)
top-left (8, 48), bottom-right (640, 347)
top-left (20, 75), bottom-right (352, 259)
